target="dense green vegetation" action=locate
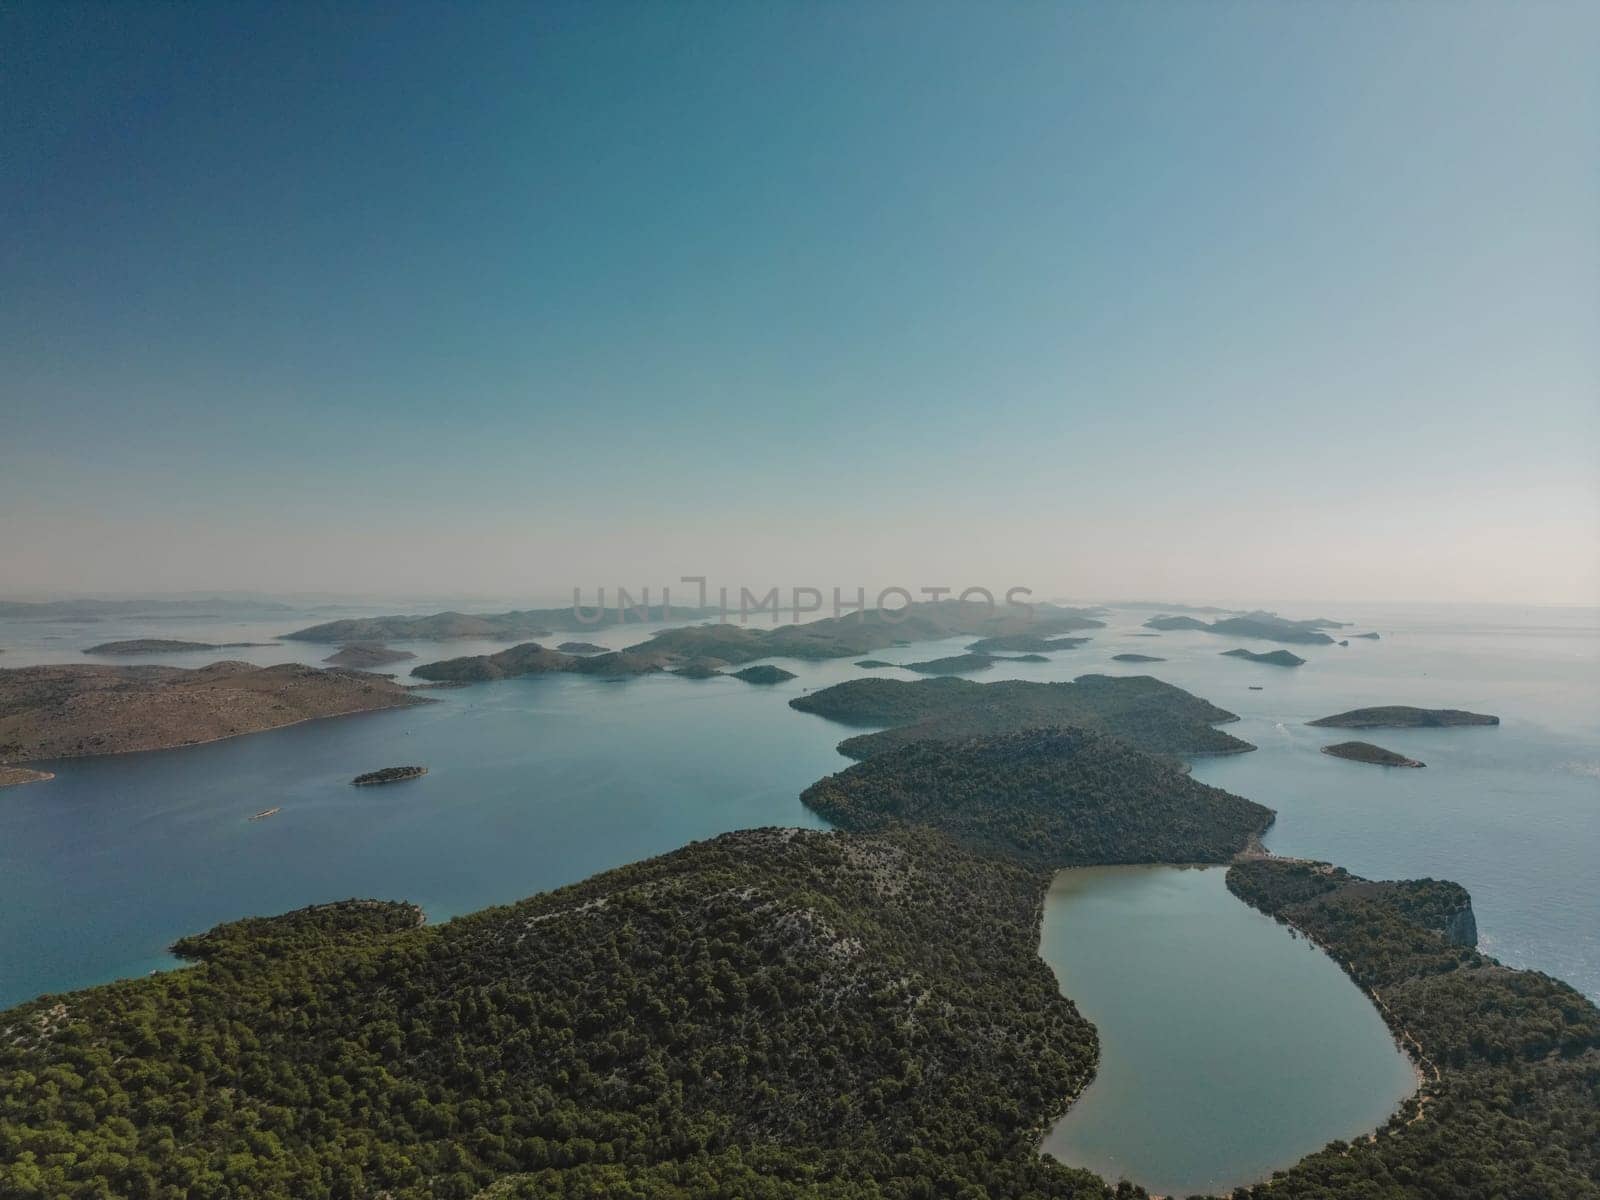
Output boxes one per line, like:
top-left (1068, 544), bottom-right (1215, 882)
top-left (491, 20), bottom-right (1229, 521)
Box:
top-left (900, 653), bottom-right (995, 675)
top-left (801, 728), bottom-right (1272, 869)
top-left (1308, 707), bottom-right (1499, 729)
top-left (1320, 742), bottom-right (1423, 768)
top-left (1109, 654), bottom-right (1164, 663)
top-left (966, 636), bottom-right (1089, 654)
top-left (731, 666), bottom-right (797, 684)
top-left (1141, 613), bottom-right (1337, 645)
top-left (411, 643), bottom-right (581, 682)
top-left (1227, 860), bottom-right (1600, 1199)
top-left (1221, 649), bottom-right (1305, 667)
top-left (351, 766), bottom-right (429, 786)
top-left (0, 828), bottom-right (1126, 1200)
top-left (790, 674), bottom-right (1255, 759)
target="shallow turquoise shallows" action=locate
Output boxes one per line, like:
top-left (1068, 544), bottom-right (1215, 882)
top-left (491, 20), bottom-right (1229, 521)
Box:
top-left (1038, 865), bottom-right (1419, 1196)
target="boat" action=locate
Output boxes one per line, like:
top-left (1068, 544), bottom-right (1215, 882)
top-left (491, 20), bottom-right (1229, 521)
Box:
top-left (247, 807), bottom-right (281, 821)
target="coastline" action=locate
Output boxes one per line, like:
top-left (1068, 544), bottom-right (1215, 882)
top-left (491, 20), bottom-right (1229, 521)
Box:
top-left (0, 766), bottom-right (55, 789)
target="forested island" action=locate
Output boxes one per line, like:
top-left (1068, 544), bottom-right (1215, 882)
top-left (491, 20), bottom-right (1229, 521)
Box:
top-left (1143, 612), bottom-right (1339, 645)
top-left (965, 634), bottom-right (1089, 653)
top-left (855, 659), bottom-right (894, 668)
top-left (406, 602), bottom-right (1109, 684)
top-left (352, 765), bottom-right (429, 786)
top-left (83, 638), bottom-right (275, 655)
top-left (1222, 648), bottom-right (1306, 667)
top-left (286, 600), bottom-right (1103, 648)
top-left (1310, 706), bottom-right (1500, 729)
top-left (731, 665), bottom-right (797, 684)
top-left (901, 653), bottom-right (995, 675)
top-left (1321, 741), bottom-right (1425, 768)
top-left (801, 727), bottom-right (1272, 867)
top-left (791, 674), bottom-right (1255, 759)
top-left (0, 662), bottom-right (429, 763)
top-left (322, 643), bottom-right (416, 668)
top-left (1111, 653), bottom-right (1164, 663)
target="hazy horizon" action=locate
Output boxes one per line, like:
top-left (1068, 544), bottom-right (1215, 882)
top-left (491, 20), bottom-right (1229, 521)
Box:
top-left (4, 2), bottom-right (1596, 605)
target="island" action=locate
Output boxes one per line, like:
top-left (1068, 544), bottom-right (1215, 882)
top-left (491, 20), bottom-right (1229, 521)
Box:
top-left (791, 673), bottom-right (1255, 759)
top-left (1353, 631), bottom-right (1381, 640)
top-left (900, 652), bottom-right (995, 675)
top-left (669, 662), bottom-right (723, 679)
top-left (855, 659), bottom-right (895, 668)
top-left (322, 642), bottom-right (416, 668)
top-left (282, 604), bottom-right (730, 642)
top-left (409, 642), bottom-right (580, 682)
top-left (0, 662), bottom-right (430, 763)
top-left (0, 766), bottom-right (54, 789)
top-left (1320, 741), bottom-right (1425, 768)
top-left (1143, 611), bottom-right (1339, 645)
top-left (730, 665), bottom-right (797, 684)
top-left (993, 652), bottom-right (1049, 662)
top-left (965, 634), bottom-right (1089, 653)
top-left (555, 641), bottom-right (608, 654)
top-left (351, 765), bottom-right (428, 786)
top-left (801, 726), bottom-right (1273, 868)
top-left (1142, 614), bottom-right (1211, 631)
top-left (83, 638), bottom-right (274, 655)
top-left (1309, 706), bottom-right (1499, 729)
top-left (1111, 652), bottom-right (1165, 663)
top-left (1221, 648), bottom-right (1306, 667)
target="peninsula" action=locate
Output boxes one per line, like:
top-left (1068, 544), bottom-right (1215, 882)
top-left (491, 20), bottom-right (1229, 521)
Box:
top-left (1309, 706), bottom-right (1500, 729)
top-left (791, 673), bottom-right (1255, 759)
top-left (0, 766), bottom-right (54, 789)
top-left (0, 662), bottom-right (429, 763)
top-left (1222, 648), bottom-right (1306, 667)
top-left (1320, 741), bottom-right (1425, 768)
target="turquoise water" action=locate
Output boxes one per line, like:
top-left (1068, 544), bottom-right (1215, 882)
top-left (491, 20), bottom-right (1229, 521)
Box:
top-left (1, 602), bottom-right (1596, 1013)
top-left (1038, 866), bottom-right (1419, 1196)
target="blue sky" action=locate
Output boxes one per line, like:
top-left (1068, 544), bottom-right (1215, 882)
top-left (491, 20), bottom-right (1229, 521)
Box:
top-left (3, 2), bottom-right (1596, 604)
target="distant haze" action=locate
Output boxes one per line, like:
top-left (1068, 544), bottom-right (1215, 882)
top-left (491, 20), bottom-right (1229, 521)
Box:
top-left (2, 3), bottom-right (1595, 605)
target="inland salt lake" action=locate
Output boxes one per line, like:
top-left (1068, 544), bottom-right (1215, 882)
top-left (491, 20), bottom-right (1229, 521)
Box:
top-left (1, 601), bottom-right (1595, 1192)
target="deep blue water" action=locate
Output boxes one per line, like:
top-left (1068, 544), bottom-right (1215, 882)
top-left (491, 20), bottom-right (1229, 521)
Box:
top-left (1, 602), bottom-right (1596, 1009)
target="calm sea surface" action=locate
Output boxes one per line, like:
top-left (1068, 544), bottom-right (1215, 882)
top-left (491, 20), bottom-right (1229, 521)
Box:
top-left (0, 600), bottom-right (1595, 1187)
top-left (1038, 865), bottom-right (1418, 1197)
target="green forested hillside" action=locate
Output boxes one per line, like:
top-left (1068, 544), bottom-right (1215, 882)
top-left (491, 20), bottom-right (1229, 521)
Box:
top-left (790, 674), bottom-right (1254, 759)
top-left (801, 728), bottom-right (1272, 868)
top-left (0, 829), bottom-right (1115, 1200)
top-left (1227, 860), bottom-right (1600, 1199)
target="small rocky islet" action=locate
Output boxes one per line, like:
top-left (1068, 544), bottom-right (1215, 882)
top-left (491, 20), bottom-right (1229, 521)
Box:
top-left (1222, 648), bottom-right (1306, 667)
top-left (351, 765), bottom-right (428, 786)
top-left (1320, 741), bottom-right (1425, 768)
top-left (322, 642), bottom-right (417, 669)
top-left (731, 665), bottom-right (797, 684)
top-left (1111, 653), bottom-right (1165, 663)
